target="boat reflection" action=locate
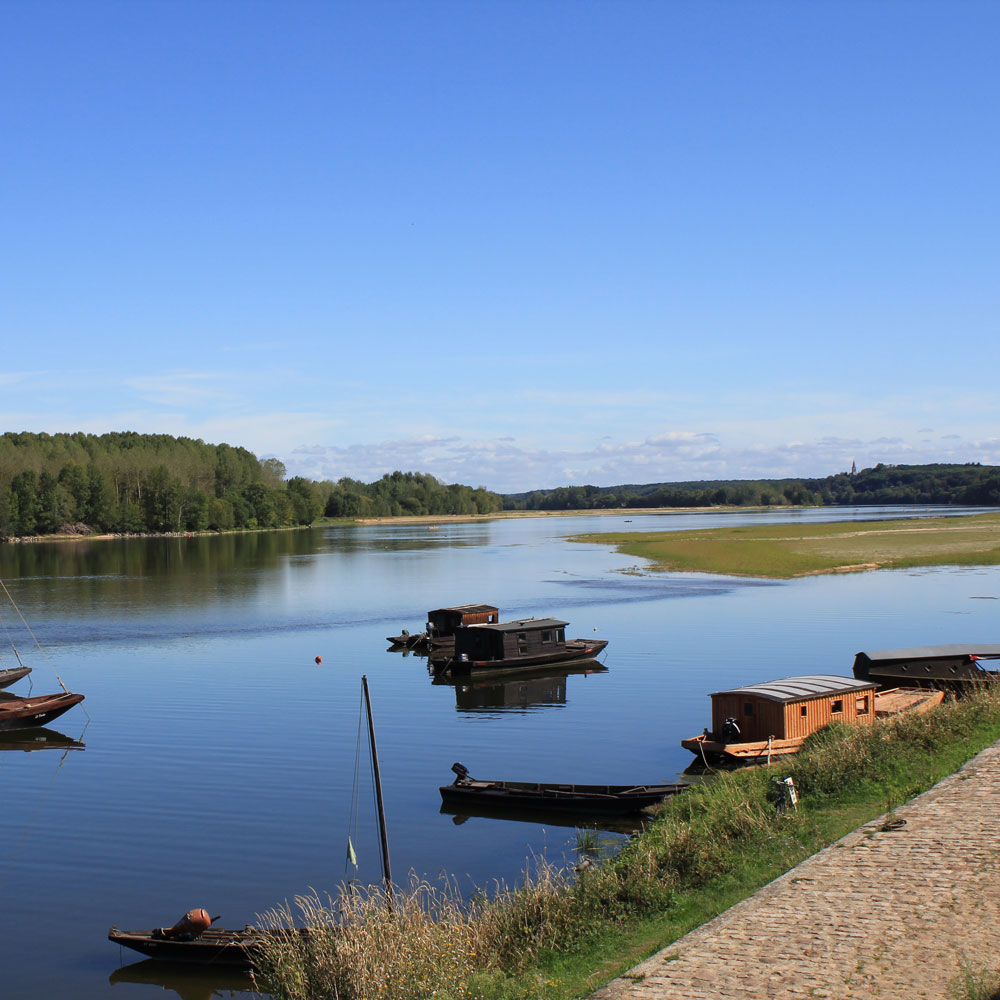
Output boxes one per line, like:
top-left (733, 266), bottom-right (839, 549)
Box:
top-left (434, 663), bottom-right (608, 713)
top-left (109, 958), bottom-right (256, 999)
top-left (0, 725), bottom-right (85, 752)
top-left (441, 800), bottom-right (643, 835)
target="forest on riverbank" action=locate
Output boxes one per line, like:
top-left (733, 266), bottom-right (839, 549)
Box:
top-left (506, 462), bottom-right (1000, 510)
top-left (0, 432), bottom-right (502, 538)
top-left (2, 432), bottom-right (996, 539)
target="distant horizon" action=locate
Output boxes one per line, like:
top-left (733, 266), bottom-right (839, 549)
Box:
top-left (4, 2), bottom-right (998, 492)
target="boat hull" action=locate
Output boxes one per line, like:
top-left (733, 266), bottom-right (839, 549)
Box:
top-left (438, 639), bottom-right (608, 677)
top-left (0, 692), bottom-right (85, 732)
top-left (107, 927), bottom-right (307, 967)
top-left (440, 776), bottom-right (687, 816)
top-left (0, 666), bottom-right (32, 690)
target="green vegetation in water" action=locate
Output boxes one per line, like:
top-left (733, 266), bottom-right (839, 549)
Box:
top-left (572, 511), bottom-right (1000, 578)
top-left (253, 689), bottom-right (1000, 1000)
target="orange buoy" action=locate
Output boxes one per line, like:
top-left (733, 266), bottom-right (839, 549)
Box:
top-left (161, 908), bottom-right (213, 939)
top-left (315, 655), bottom-right (322, 664)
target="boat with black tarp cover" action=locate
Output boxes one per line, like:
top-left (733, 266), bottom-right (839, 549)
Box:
top-left (853, 644), bottom-right (1000, 689)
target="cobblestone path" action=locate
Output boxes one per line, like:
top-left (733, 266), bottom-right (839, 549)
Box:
top-left (593, 742), bottom-right (1000, 999)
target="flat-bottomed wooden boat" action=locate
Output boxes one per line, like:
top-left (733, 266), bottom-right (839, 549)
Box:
top-left (0, 691), bottom-right (85, 731)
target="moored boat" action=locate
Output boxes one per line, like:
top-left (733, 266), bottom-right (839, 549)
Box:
top-left (434, 618), bottom-right (607, 677)
top-left (681, 674), bottom-right (944, 765)
top-left (853, 645), bottom-right (1000, 689)
top-left (107, 923), bottom-right (307, 967)
top-left (440, 762), bottom-right (687, 816)
top-left (0, 691), bottom-right (85, 732)
top-left (388, 603), bottom-right (500, 651)
top-left (0, 666), bottom-right (32, 690)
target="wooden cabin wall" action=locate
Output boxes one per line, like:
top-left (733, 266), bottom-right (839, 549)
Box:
top-left (711, 690), bottom-right (876, 741)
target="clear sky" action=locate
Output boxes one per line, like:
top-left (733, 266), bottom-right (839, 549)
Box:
top-left (2, 1), bottom-right (997, 493)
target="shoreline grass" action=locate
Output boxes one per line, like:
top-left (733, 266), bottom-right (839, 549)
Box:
top-left (571, 511), bottom-right (1000, 578)
top-left (253, 688), bottom-right (1000, 1000)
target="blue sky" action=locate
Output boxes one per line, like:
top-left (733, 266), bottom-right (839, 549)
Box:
top-left (2, 1), bottom-right (997, 493)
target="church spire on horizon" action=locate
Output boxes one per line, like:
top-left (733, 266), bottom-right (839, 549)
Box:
top-left (850, 459), bottom-right (857, 477)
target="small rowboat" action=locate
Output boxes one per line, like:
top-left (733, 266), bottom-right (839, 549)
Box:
top-left (0, 666), bottom-right (32, 690)
top-left (439, 763), bottom-right (688, 816)
top-left (0, 691), bottom-right (85, 731)
top-left (108, 925), bottom-right (308, 967)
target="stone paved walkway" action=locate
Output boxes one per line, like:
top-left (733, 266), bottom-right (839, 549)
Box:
top-left (593, 742), bottom-right (1000, 999)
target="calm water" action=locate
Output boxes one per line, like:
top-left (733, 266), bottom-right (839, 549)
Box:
top-left (1, 507), bottom-right (997, 1000)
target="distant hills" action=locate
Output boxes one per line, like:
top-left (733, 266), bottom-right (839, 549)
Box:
top-left (502, 463), bottom-right (1000, 510)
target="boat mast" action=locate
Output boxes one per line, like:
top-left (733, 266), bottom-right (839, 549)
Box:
top-left (362, 674), bottom-right (392, 898)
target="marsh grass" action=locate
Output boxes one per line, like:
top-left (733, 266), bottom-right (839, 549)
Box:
top-left (255, 689), bottom-right (1000, 1000)
top-left (573, 511), bottom-right (1000, 578)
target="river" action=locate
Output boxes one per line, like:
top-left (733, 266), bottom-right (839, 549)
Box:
top-left (0, 506), bottom-right (997, 999)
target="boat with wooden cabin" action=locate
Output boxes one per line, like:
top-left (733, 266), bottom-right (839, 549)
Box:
top-left (387, 604), bottom-right (500, 651)
top-left (681, 674), bottom-right (943, 765)
top-left (440, 762), bottom-right (687, 816)
top-left (853, 645), bottom-right (1000, 690)
top-left (433, 618), bottom-right (608, 677)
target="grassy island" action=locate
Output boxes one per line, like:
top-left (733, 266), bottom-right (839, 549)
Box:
top-left (571, 511), bottom-right (1000, 579)
top-left (254, 690), bottom-right (1000, 1000)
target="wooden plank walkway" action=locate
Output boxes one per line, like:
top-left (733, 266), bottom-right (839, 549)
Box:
top-left (593, 741), bottom-right (1000, 999)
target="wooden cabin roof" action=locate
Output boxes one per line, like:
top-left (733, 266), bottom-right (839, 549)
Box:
top-left (429, 604), bottom-right (499, 615)
top-left (711, 674), bottom-right (877, 704)
top-left (470, 618), bottom-right (569, 634)
top-left (858, 644), bottom-right (1000, 662)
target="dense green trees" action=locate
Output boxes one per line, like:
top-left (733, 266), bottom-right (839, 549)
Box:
top-left (0, 431), bottom-right (503, 538)
top-left (506, 464), bottom-right (1000, 511)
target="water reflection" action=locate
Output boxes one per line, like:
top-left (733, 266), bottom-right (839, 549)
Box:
top-left (0, 726), bottom-right (84, 753)
top-left (108, 959), bottom-right (255, 1000)
top-left (441, 801), bottom-right (642, 835)
top-left (437, 664), bottom-right (609, 713)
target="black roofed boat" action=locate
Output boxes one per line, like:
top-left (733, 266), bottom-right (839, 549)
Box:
top-left (853, 644), bottom-right (1000, 689)
top-left (440, 762), bottom-right (687, 816)
top-left (388, 604), bottom-right (500, 651)
top-left (433, 618), bottom-right (607, 677)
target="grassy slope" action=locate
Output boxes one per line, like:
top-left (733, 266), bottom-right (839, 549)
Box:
top-left (572, 512), bottom-right (1000, 579)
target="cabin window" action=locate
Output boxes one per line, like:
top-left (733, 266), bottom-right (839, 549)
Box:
top-left (517, 632), bottom-right (528, 655)
top-left (488, 614), bottom-right (496, 622)
top-left (541, 630), bottom-right (553, 643)
top-left (800, 705), bottom-right (808, 717)
top-left (557, 628), bottom-right (565, 642)
top-left (830, 699), bottom-right (844, 714)
top-left (743, 702), bottom-right (754, 717)
top-left (856, 695), bottom-right (870, 715)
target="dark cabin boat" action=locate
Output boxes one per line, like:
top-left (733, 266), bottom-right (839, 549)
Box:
top-left (681, 674), bottom-right (942, 765)
top-left (853, 645), bottom-right (1000, 689)
top-left (0, 691), bottom-right (85, 732)
top-left (387, 604), bottom-right (499, 651)
top-left (435, 618), bottom-right (608, 677)
top-left (440, 762), bottom-right (687, 816)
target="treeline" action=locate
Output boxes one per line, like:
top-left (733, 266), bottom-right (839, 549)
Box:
top-left (324, 471), bottom-right (502, 519)
top-left (0, 432), bottom-right (502, 538)
top-left (504, 463), bottom-right (1000, 511)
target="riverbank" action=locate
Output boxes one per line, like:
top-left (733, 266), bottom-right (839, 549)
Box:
top-left (254, 690), bottom-right (1000, 1000)
top-left (573, 510), bottom-right (1000, 579)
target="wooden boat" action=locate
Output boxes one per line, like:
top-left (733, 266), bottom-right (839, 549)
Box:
top-left (853, 644), bottom-right (1000, 689)
top-left (440, 762), bottom-right (687, 816)
top-left (434, 618), bottom-right (608, 677)
top-left (0, 691), bottom-right (85, 732)
top-left (681, 675), bottom-right (944, 765)
top-left (0, 665), bottom-right (32, 689)
top-left (388, 603), bottom-right (499, 651)
top-left (107, 924), bottom-right (308, 967)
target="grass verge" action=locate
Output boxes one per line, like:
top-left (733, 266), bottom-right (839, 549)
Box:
top-left (571, 511), bottom-right (1000, 578)
top-left (253, 688), bottom-right (1000, 1000)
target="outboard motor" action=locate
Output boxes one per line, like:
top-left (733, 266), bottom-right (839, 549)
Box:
top-left (719, 717), bottom-right (741, 744)
top-left (158, 909), bottom-right (218, 940)
top-left (450, 761), bottom-right (470, 784)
